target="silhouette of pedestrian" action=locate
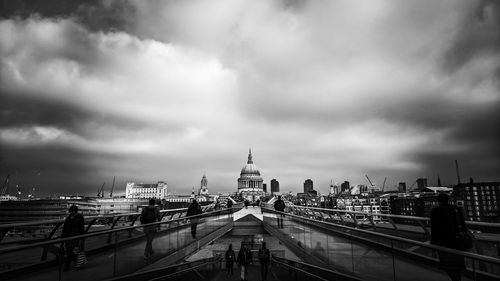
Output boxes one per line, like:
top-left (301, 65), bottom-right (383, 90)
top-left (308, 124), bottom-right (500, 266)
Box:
top-left (227, 198), bottom-right (233, 208)
top-left (214, 199), bottom-right (221, 210)
top-left (61, 205), bottom-right (85, 271)
top-left (225, 243), bottom-right (236, 276)
top-left (313, 241), bottom-right (326, 261)
top-left (237, 243), bottom-right (252, 281)
top-left (187, 199), bottom-right (202, 238)
top-left (274, 195), bottom-right (285, 228)
top-left (258, 242), bottom-right (270, 281)
top-left (431, 193), bottom-right (466, 281)
top-left (140, 199), bottom-right (161, 258)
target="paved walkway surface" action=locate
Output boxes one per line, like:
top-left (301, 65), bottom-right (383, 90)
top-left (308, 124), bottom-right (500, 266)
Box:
top-left (186, 207), bottom-right (299, 262)
top-left (233, 206), bottom-right (263, 221)
top-left (211, 263), bottom-right (278, 281)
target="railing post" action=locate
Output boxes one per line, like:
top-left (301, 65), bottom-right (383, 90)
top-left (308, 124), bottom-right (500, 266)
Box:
top-left (391, 239), bottom-right (396, 281)
top-left (41, 222), bottom-right (63, 260)
top-left (471, 257), bottom-right (476, 281)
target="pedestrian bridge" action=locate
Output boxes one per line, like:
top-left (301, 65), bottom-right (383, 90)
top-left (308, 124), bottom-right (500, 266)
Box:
top-left (0, 205), bottom-right (499, 281)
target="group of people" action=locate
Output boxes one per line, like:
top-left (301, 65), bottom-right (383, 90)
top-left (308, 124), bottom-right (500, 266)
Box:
top-left (225, 241), bottom-right (271, 281)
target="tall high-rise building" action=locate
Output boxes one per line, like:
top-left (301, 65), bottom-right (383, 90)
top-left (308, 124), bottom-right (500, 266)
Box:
top-left (341, 181), bottom-right (350, 193)
top-left (398, 182), bottom-right (407, 193)
top-left (416, 178), bottom-right (428, 191)
top-left (263, 183), bottom-right (267, 193)
top-left (271, 179), bottom-right (279, 194)
top-left (304, 179), bottom-right (313, 194)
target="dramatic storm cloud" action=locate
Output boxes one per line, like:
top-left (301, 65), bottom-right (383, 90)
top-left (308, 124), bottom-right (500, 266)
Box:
top-left (1, 0), bottom-right (499, 196)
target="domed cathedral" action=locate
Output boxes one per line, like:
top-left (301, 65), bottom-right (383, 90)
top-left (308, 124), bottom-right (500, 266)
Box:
top-left (199, 173), bottom-right (209, 195)
top-left (237, 148), bottom-right (264, 202)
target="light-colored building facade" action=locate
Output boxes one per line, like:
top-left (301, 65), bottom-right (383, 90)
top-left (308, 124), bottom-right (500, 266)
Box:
top-left (199, 174), bottom-right (209, 195)
top-left (237, 149), bottom-right (264, 202)
top-left (125, 181), bottom-right (168, 199)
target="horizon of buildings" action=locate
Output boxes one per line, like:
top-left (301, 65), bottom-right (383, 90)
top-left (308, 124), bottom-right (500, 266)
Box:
top-left (1, 149), bottom-right (495, 200)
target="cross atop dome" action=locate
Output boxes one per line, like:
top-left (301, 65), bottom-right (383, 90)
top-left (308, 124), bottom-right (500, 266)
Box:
top-left (247, 148), bottom-right (253, 164)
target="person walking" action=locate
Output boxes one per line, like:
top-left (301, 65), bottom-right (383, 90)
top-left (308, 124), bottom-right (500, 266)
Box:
top-left (237, 243), bottom-right (252, 281)
top-left (140, 198), bottom-right (161, 258)
top-left (431, 193), bottom-right (469, 281)
top-left (273, 195), bottom-right (286, 228)
top-left (258, 242), bottom-right (270, 281)
top-left (225, 243), bottom-right (236, 276)
top-left (214, 199), bottom-right (221, 210)
top-left (187, 199), bottom-right (202, 238)
top-left (61, 205), bottom-right (85, 271)
top-left (226, 198), bottom-right (233, 208)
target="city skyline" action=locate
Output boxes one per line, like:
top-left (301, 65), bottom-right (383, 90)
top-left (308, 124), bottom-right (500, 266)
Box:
top-left (1, 0), bottom-right (499, 197)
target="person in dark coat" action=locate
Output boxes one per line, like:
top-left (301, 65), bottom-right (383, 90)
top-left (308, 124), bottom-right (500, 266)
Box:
top-left (187, 199), bottom-right (202, 238)
top-left (226, 198), bottom-right (233, 208)
top-left (225, 243), bottom-right (236, 276)
top-left (61, 205), bottom-right (85, 271)
top-left (273, 195), bottom-right (286, 228)
top-left (258, 242), bottom-right (270, 281)
top-left (141, 199), bottom-right (161, 258)
top-left (431, 193), bottom-right (466, 281)
top-left (214, 199), bottom-right (221, 210)
top-left (237, 244), bottom-right (252, 281)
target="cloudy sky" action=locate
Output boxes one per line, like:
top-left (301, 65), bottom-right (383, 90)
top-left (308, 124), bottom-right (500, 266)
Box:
top-left (1, 0), bottom-right (499, 197)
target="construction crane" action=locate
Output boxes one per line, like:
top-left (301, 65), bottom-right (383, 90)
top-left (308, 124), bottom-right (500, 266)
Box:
top-left (109, 176), bottom-right (115, 198)
top-left (1, 174), bottom-right (10, 196)
top-left (365, 174), bottom-right (375, 190)
top-left (455, 159), bottom-right (461, 185)
top-left (382, 177), bottom-right (387, 192)
top-left (408, 180), bottom-right (417, 192)
top-left (97, 182), bottom-right (105, 198)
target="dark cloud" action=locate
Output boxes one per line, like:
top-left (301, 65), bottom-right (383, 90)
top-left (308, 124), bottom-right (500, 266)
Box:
top-left (0, 90), bottom-right (153, 137)
top-left (0, 0), bottom-right (135, 32)
top-left (443, 0), bottom-right (500, 73)
top-left (0, 144), bottom-right (101, 196)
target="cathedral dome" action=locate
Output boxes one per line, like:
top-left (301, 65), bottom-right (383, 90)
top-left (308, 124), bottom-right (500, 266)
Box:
top-left (240, 163), bottom-right (261, 177)
top-left (239, 149), bottom-right (262, 179)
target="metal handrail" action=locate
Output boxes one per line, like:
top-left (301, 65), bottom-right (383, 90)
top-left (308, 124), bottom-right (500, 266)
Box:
top-left (104, 256), bottom-right (222, 281)
top-left (0, 207), bottom-right (188, 229)
top-left (262, 207), bottom-right (500, 266)
top-left (0, 208), bottom-right (233, 255)
top-left (150, 256), bottom-right (222, 281)
top-left (288, 205), bottom-right (500, 229)
top-left (271, 255), bottom-right (362, 281)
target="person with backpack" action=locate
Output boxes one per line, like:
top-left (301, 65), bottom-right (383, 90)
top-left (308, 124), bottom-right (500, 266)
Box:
top-left (237, 243), bottom-right (252, 281)
top-left (225, 243), bottom-right (236, 276)
top-left (273, 195), bottom-right (286, 228)
top-left (258, 242), bottom-right (270, 281)
top-left (141, 199), bottom-right (161, 258)
top-left (187, 199), bottom-right (202, 238)
top-left (226, 198), bottom-right (233, 209)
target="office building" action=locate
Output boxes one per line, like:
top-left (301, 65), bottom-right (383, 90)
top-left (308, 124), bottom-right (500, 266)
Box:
top-left (454, 179), bottom-right (500, 222)
top-left (125, 181), bottom-right (168, 199)
top-left (304, 179), bottom-right (313, 194)
top-left (271, 179), bottom-right (279, 194)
